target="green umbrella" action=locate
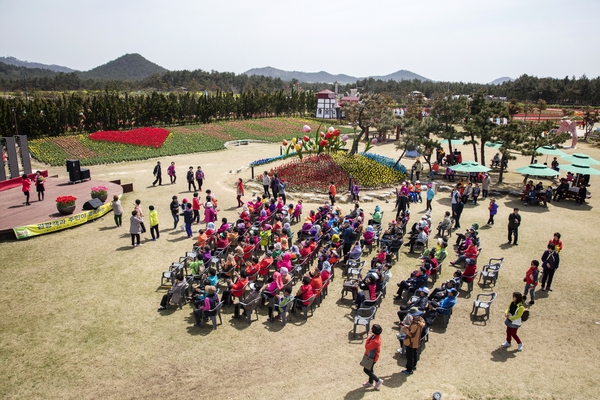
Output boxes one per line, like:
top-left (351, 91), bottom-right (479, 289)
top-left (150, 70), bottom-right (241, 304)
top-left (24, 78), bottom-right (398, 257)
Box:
top-left (515, 164), bottom-right (559, 177)
top-left (450, 161), bottom-right (491, 173)
top-left (559, 164), bottom-right (600, 175)
top-left (440, 139), bottom-right (465, 145)
top-left (561, 153), bottom-right (600, 166)
top-left (485, 141), bottom-right (503, 149)
top-left (536, 146), bottom-right (567, 157)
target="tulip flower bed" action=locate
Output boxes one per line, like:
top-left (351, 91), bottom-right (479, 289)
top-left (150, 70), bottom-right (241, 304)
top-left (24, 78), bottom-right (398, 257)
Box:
top-left (359, 152), bottom-right (408, 174)
top-left (267, 154), bottom-right (350, 192)
top-left (331, 153), bottom-right (407, 188)
top-left (88, 127), bottom-right (170, 148)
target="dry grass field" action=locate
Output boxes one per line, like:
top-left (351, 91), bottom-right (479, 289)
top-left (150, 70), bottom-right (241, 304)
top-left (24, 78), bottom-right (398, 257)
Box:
top-left (1, 132), bottom-right (599, 400)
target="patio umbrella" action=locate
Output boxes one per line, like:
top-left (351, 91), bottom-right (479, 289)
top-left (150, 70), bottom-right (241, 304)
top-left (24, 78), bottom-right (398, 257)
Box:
top-left (559, 164), bottom-right (600, 175)
top-left (450, 161), bottom-right (491, 173)
top-left (485, 141), bottom-right (503, 149)
top-left (535, 146), bottom-right (567, 157)
top-left (561, 153), bottom-right (600, 166)
top-left (515, 164), bottom-right (559, 177)
top-left (440, 139), bottom-right (465, 145)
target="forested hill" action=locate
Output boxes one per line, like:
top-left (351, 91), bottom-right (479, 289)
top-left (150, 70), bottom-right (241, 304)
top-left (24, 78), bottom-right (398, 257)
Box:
top-left (78, 53), bottom-right (168, 80)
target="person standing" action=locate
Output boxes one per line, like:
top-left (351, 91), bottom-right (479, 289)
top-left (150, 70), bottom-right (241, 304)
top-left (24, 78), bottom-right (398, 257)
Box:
top-left (152, 161), bottom-right (162, 186)
top-left (482, 173), bottom-right (491, 199)
top-left (329, 180), bottom-right (336, 206)
top-left (167, 162), bottom-right (176, 184)
top-left (195, 166), bottom-right (204, 191)
top-left (487, 199), bottom-right (498, 226)
top-left (502, 292), bottom-right (525, 351)
top-left (523, 260), bottom-right (540, 305)
top-left (541, 243), bottom-right (560, 291)
top-left (262, 172), bottom-right (271, 198)
top-left (134, 199), bottom-right (146, 234)
top-left (401, 310), bottom-right (426, 375)
top-left (129, 210), bottom-right (143, 247)
top-left (507, 208), bottom-right (521, 245)
top-left (453, 196), bottom-right (464, 230)
top-left (111, 194), bottom-right (123, 227)
top-left (35, 171), bottom-right (45, 201)
top-left (187, 167), bottom-right (197, 192)
top-left (192, 193), bottom-right (201, 223)
top-left (183, 202), bottom-right (194, 238)
top-left (149, 205), bottom-right (160, 241)
top-left (426, 183), bottom-right (435, 211)
top-left (362, 324), bottom-right (384, 389)
top-left (21, 174), bottom-right (32, 206)
top-left (170, 195), bottom-right (180, 229)
top-left (413, 158), bottom-right (423, 181)
top-left (236, 178), bottom-right (245, 207)
top-left (278, 179), bottom-right (288, 205)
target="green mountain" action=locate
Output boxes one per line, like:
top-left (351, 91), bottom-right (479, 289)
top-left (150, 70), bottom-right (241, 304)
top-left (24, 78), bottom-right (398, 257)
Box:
top-left (0, 56), bottom-right (76, 73)
top-left (78, 53), bottom-right (168, 81)
top-left (0, 61), bottom-right (59, 79)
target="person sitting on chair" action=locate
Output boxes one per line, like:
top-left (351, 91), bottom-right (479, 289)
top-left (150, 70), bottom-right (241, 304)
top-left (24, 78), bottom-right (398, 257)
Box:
top-left (222, 270), bottom-right (248, 306)
top-left (436, 288), bottom-right (458, 315)
top-left (354, 272), bottom-right (378, 310)
top-left (491, 153), bottom-right (501, 168)
top-left (406, 227), bottom-right (428, 254)
top-left (291, 276), bottom-right (314, 313)
top-left (234, 283), bottom-right (262, 318)
top-left (449, 242), bottom-right (479, 266)
top-left (193, 285), bottom-right (219, 327)
top-left (461, 258), bottom-right (478, 283)
top-left (158, 275), bottom-right (187, 311)
top-left (429, 271), bottom-right (462, 301)
top-left (436, 211), bottom-right (452, 237)
top-left (397, 287), bottom-right (429, 321)
top-left (394, 267), bottom-right (428, 301)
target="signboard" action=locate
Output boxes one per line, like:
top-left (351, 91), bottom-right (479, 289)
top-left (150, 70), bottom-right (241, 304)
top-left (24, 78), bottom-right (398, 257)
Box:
top-left (13, 202), bottom-right (113, 239)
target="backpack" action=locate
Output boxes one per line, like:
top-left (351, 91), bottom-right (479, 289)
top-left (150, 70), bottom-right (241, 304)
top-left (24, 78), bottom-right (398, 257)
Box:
top-left (521, 309), bottom-right (530, 322)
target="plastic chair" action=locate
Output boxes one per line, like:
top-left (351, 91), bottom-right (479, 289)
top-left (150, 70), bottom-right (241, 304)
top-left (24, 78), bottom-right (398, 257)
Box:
top-left (353, 306), bottom-right (376, 338)
top-left (471, 292), bottom-right (497, 320)
top-left (240, 297), bottom-right (261, 325)
top-left (207, 301), bottom-right (224, 329)
top-left (479, 258), bottom-right (504, 287)
top-left (461, 272), bottom-right (478, 294)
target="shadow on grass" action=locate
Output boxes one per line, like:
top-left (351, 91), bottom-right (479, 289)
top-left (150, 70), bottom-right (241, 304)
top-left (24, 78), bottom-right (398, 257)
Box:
top-left (98, 226), bottom-right (118, 231)
top-left (490, 346), bottom-right (518, 362)
top-left (116, 246), bottom-right (135, 251)
top-left (470, 314), bottom-right (489, 326)
top-left (167, 236), bottom-right (192, 243)
top-left (498, 242), bottom-right (513, 250)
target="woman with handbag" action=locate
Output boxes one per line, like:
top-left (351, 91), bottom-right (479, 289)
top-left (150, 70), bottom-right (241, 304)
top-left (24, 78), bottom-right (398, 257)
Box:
top-left (502, 292), bottom-right (525, 351)
top-left (361, 324), bottom-right (383, 389)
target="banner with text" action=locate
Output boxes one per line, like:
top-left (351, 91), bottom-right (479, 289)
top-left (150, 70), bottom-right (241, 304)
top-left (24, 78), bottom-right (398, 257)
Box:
top-left (13, 203), bottom-right (113, 239)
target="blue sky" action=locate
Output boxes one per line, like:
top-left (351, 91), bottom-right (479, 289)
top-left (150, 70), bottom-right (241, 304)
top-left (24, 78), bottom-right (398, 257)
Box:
top-left (1, 0), bottom-right (598, 83)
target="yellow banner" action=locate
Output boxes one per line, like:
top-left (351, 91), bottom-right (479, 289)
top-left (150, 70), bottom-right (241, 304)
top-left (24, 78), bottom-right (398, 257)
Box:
top-left (13, 202), bottom-right (113, 239)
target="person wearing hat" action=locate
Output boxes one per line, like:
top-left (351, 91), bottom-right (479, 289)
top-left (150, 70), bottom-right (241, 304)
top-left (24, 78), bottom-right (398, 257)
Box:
top-left (401, 308), bottom-right (425, 375)
top-left (461, 258), bottom-right (478, 283)
top-left (507, 208), bottom-right (521, 245)
top-left (397, 287), bottom-right (429, 321)
top-left (394, 268), bottom-right (428, 301)
top-left (437, 288), bottom-right (457, 315)
top-left (368, 206), bottom-right (382, 226)
top-left (192, 285), bottom-right (220, 327)
top-left (362, 324), bottom-right (384, 389)
top-left (429, 270), bottom-right (461, 301)
top-left (234, 282), bottom-right (262, 318)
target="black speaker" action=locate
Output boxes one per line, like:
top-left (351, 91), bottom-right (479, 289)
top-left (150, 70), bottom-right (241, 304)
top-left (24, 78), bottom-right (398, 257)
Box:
top-left (69, 169), bottom-right (81, 182)
top-left (80, 168), bottom-right (91, 180)
top-left (83, 198), bottom-right (103, 210)
top-left (66, 159), bottom-right (80, 173)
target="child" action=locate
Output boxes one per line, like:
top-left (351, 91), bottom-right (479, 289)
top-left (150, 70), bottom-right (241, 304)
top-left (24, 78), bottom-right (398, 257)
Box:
top-left (21, 174), bottom-right (31, 206)
top-left (192, 192), bottom-right (201, 224)
top-left (523, 260), bottom-right (540, 306)
top-left (35, 171), bottom-right (45, 201)
top-left (487, 199), bottom-right (498, 226)
top-left (472, 184), bottom-right (481, 205)
top-left (111, 194), bottom-right (123, 227)
top-left (149, 205), bottom-right (160, 240)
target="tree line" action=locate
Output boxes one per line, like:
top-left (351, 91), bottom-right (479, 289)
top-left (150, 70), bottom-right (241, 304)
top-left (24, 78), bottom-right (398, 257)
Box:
top-left (0, 89), bottom-right (317, 138)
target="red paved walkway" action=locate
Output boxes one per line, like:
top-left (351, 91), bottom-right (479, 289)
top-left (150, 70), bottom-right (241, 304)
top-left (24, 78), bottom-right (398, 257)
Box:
top-left (0, 176), bottom-right (123, 234)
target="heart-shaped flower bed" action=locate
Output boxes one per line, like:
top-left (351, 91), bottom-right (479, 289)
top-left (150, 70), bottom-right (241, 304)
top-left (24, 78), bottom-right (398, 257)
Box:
top-left (88, 127), bottom-right (170, 148)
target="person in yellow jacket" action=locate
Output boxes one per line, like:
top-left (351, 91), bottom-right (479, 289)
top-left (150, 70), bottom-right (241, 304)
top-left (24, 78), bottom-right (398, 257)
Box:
top-left (149, 205), bottom-right (160, 240)
top-left (502, 292), bottom-right (525, 351)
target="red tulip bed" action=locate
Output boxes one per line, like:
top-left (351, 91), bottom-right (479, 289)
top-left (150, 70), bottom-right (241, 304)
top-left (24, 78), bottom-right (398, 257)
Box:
top-left (269, 153), bottom-right (350, 192)
top-left (88, 127), bottom-right (170, 148)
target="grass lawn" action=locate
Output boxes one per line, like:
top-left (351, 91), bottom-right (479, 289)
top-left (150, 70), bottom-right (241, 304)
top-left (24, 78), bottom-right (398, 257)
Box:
top-left (1, 132), bottom-right (600, 399)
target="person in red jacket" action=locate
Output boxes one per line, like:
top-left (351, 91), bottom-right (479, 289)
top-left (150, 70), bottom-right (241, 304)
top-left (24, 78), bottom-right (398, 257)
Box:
top-left (523, 260), bottom-right (540, 306)
top-left (362, 324), bottom-right (384, 389)
top-left (291, 276), bottom-right (314, 313)
top-left (21, 174), bottom-right (32, 206)
top-left (462, 258), bottom-right (478, 282)
top-left (449, 243), bottom-right (479, 266)
top-left (548, 232), bottom-right (563, 254)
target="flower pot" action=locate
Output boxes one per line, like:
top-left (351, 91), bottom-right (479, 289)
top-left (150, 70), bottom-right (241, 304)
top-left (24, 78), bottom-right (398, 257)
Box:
top-left (57, 204), bottom-right (76, 215)
top-left (91, 193), bottom-right (108, 203)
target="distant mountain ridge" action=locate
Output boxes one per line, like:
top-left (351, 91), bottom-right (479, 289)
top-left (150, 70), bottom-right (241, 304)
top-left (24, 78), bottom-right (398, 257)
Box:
top-left (78, 53), bottom-right (168, 81)
top-left (489, 76), bottom-right (513, 85)
top-left (0, 56), bottom-right (77, 73)
top-left (244, 66), bottom-right (430, 84)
